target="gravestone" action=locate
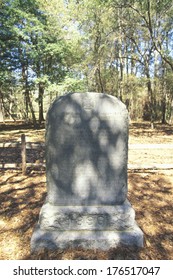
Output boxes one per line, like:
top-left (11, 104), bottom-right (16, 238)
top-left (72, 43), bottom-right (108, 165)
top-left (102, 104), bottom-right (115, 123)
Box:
top-left (31, 92), bottom-right (143, 251)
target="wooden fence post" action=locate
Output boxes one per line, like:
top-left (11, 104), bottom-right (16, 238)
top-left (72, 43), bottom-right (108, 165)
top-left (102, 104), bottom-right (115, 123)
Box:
top-left (21, 134), bottom-right (26, 174)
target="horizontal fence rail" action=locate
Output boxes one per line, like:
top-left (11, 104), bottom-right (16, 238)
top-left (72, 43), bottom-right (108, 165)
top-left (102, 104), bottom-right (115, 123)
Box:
top-left (0, 142), bottom-right (45, 149)
top-left (1, 142), bottom-right (173, 149)
top-left (1, 163), bottom-right (173, 170)
top-left (0, 137), bottom-right (173, 171)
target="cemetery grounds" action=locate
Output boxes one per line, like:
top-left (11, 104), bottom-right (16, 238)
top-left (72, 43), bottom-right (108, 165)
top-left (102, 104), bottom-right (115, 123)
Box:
top-left (0, 121), bottom-right (173, 260)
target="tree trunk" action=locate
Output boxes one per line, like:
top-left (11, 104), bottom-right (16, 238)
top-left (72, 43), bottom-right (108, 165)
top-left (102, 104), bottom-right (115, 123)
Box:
top-left (160, 61), bottom-right (167, 124)
top-left (27, 89), bottom-right (37, 127)
top-left (169, 100), bottom-right (173, 124)
top-left (118, 7), bottom-right (124, 101)
top-left (0, 91), bottom-right (16, 121)
top-left (97, 63), bottom-right (104, 93)
top-left (38, 82), bottom-right (44, 125)
top-left (24, 90), bottom-right (29, 120)
top-left (21, 63), bottom-right (29, 121)
top-left (118, 56), bottom-right (123, 101)
top-left (161, 97), bottom-right (167, 124)
top-left (21, 61), bottom-right (37, 126)
top-left (0, 92), bottom-right (4, 123)
top-left (146, 71), bottom-right (155, 128)
top-left (161, 76), bottom-right (167, 124)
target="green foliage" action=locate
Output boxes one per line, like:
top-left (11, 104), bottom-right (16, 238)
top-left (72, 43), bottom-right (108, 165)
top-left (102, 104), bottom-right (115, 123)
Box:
top-left (55, 76), bottom-right (87, 95)
top-left (1, 0), bottom-right (173, 123)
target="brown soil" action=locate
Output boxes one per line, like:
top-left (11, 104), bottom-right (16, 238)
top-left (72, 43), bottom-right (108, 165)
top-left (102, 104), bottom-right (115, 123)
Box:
top-left (0, 121), bottom-right (173, 260)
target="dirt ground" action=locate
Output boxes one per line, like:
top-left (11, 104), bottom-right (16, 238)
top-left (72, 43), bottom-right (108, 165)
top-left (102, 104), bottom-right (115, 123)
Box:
top-left (0, 121), bottom-right (173, 260)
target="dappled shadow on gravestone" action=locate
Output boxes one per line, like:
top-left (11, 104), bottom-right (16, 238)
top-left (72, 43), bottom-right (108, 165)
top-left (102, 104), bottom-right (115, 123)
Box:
top-left (31, 92), bottom-right (143, 252)
top-left (46, 93), bottom-right (128, 206)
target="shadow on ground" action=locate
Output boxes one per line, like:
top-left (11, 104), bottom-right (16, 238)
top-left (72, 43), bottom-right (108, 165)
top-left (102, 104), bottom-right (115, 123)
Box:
top-left (0, 170), bottom-right (173, 260)
top-left (128, 171), bottom-right (173, 260)
top-left (130, 122), bottom-right (173, 137)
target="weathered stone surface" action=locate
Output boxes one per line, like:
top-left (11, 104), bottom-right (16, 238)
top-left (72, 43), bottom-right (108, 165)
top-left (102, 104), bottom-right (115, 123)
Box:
top-left (31, 221), bottom-right (144, 251)
top-left (39, 200), bottom-right (135, 231)
top-left (46, 92), bottom-right (128, 205)
top-left (31, 92), bottom-right (144, 252)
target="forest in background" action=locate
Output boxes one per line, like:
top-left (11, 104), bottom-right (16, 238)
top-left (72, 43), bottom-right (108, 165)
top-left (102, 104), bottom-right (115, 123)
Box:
top-left (0, 0), bottom-right (173, 127)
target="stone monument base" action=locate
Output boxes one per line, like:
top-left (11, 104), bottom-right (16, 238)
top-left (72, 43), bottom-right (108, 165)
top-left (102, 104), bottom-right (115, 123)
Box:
top-left (31, 200), bottom-right (143, 252)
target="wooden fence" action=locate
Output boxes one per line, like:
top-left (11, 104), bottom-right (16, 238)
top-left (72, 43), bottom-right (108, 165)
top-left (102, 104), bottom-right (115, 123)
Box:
top-left (0, 135), bottom-right (173, 173)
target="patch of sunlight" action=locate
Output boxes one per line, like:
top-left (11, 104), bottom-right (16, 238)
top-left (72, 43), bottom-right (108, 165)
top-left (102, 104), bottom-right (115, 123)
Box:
top-left (24, 130), bottom-right (45, 142)
top-left (161, 240), bottom-right (173, 253)
top-left (0, 219), bottom-right (6, 230)
top-left (1, 235), bottom-right (21, 259)
top-left (0, 129), bottom-right (45, 142)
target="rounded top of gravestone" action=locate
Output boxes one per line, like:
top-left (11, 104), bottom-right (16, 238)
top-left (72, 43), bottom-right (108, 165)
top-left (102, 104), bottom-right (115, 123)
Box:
top-left (47, 92), bottom-right (127, 119)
